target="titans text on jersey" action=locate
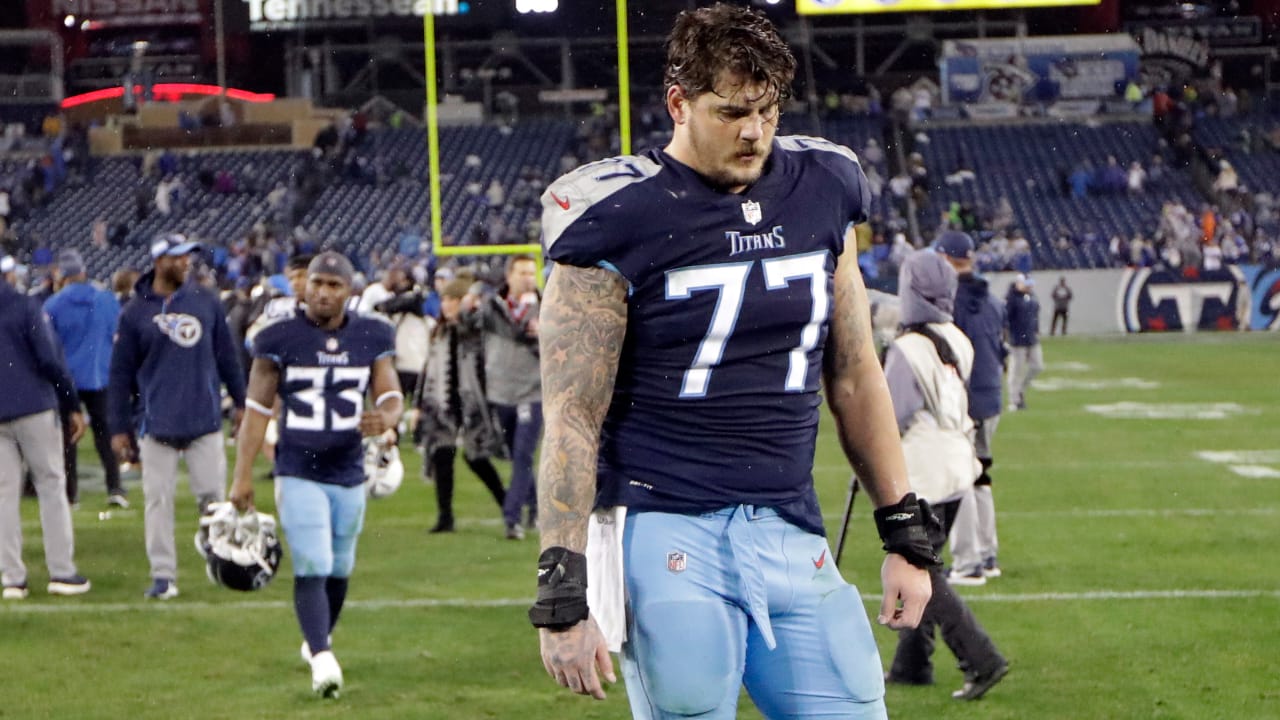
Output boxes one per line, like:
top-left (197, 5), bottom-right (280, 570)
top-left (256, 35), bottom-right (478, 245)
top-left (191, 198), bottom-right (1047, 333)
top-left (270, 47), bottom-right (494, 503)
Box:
top-left (541, 136), bottom-right (872, 536)
top-left (251, 309), bottom-right (396, 486)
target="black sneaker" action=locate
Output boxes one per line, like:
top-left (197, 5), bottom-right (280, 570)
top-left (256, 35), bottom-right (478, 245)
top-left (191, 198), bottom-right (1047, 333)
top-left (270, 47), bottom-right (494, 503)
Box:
top-left (429, 518), bottom-right (455, 534)
top-left (47, 575), bottom-right (91, 596)
top-left (884, 671), bottom-right (934, 686)
top-left (952, 662), bottom-right (1009, 701)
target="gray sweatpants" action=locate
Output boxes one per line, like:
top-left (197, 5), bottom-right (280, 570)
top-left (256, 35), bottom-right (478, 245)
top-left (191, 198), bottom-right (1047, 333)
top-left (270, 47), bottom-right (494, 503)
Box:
top-left (1007, 343), bottom-right (1044, 408)
top-left (0, 410), bottom-right (78, 587)
top-left (140, 432), bottom-right (226, 581)
top-left (951, 416), bottom-right (1000, 570)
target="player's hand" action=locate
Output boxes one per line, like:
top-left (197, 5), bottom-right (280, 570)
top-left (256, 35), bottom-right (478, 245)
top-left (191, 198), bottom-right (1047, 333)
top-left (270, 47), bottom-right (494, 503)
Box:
top-left (229, 475), bottom-right (254, 513)
top-left (359, 410), bottom-right (389, 437)
top-left (66, 412), bottom-right (87, 444)
top-left (229, 406), bottom-right (245, 435)
top-left (539, 615), bottom-right (616, 700)
top-left (877, 553), bottom-right (932, 630)
top-left (111, 433), bottom-right (133, 462)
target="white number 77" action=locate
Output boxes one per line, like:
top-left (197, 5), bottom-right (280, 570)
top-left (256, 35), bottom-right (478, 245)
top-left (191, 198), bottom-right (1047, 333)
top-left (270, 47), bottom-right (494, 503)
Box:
top-left (665, 251), bottom-right (829, 398)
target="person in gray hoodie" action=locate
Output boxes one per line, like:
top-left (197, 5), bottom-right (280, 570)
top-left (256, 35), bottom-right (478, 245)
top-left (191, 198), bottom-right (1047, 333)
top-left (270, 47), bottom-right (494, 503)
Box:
top-left (881, 250), bottom-right (1008, 701)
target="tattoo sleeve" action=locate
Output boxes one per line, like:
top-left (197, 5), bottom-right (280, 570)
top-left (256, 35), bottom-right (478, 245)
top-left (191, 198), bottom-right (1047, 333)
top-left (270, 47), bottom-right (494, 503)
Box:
top-left (821, 239), bottom-right (911, 509)
top-left (537, 263), bottom-right (629, 552)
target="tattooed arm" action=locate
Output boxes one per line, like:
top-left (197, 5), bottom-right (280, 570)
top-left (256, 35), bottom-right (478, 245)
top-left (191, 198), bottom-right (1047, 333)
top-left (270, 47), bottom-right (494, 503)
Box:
top-left (822, 238), bottom-right (931, 629)
top-left (536, 261), bottom-right (628, 700)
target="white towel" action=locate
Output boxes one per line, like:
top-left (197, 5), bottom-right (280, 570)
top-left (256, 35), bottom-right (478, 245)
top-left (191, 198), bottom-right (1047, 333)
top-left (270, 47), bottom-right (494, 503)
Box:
top-left (585, 506), bottom-right (627, 652)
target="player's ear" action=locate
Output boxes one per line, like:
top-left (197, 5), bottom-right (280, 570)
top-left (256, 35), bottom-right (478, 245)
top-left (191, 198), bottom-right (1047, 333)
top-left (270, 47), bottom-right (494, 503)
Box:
top-left (667, 84), bottom-right (688, 125)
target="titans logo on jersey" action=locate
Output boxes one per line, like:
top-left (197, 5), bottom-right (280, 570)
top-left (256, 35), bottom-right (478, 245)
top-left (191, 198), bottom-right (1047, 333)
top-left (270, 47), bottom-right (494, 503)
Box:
top-left (252, 309), bottom-right (396, 486)
top-left (542, 137), bottom-right (871, 533)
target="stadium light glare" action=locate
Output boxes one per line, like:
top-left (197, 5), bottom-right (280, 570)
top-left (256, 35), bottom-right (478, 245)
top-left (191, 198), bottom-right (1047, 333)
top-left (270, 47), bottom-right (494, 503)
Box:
top-left (516, 0), bottom-right (558, 13)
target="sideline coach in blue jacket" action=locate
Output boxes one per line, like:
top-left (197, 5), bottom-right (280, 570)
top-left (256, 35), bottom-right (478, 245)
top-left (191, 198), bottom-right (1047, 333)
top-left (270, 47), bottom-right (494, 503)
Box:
top-left (44, 249), bottom-right (124, 507)
top-left (1, 255), bottom-right (91, 599)
top-left (108, 235), bottom-right (246, 600)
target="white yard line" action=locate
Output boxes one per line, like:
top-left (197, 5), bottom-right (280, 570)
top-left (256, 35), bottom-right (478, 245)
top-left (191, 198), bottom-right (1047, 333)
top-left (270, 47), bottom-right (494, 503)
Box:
top-left (3, 588), bottom-right (1277, 615)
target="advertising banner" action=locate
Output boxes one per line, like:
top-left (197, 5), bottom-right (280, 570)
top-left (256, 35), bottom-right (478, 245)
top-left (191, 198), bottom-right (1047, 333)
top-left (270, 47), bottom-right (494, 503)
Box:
top-left (50, 0), bottom-right (206, 27)
top-left (244, 0), bottom-right (460, 31)
top-left (941, 34), bottom-right (1140, 106)
top-left (1117, 267), bottom-right (1248, 333)
top-left (798, 0), bottom-right (1098, 15)
top-left (1238, 264), bottom-right (1280, 331)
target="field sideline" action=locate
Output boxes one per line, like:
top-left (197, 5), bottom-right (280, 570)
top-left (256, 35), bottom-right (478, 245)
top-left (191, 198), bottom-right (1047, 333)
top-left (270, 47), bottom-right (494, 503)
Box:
top-left (3, 333), bottom-right (1278, 719)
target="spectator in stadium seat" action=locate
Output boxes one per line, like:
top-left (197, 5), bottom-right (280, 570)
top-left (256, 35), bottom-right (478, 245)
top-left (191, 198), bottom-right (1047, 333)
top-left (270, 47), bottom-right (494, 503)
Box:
top-left (936, 231), bottom-right (1008, 585)
top-left (416, 279), bottom-right (506, 534)
top-left (882, 249), bottom-right (1008, 699)
top-left (1127, 161), bottom-right (1146, 194)
top-left (0, 254), bottom-right (90, 600)
top-left (44, 250), bottom-right (126, 508)
top-left (1004, 274), bottom-right (1042, 412)
top-left (108, 235), bottom-right (246, 600)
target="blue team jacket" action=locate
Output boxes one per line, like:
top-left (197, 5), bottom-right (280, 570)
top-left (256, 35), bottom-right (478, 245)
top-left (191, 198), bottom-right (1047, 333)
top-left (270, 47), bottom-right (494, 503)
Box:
top-left (954, 273), bottom-right (1007, 421)
top-left (108, 271), bottom-right (246, 441)
top-left (0, 280), bottom-right (80, 423)
top-left (44, 281), bottom-right (120, 392)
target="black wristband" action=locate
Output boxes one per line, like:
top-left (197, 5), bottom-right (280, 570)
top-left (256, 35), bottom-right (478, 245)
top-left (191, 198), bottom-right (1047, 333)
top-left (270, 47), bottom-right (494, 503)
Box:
top-left (528, 546), bottom-right (590, 630)
top-left (873, 493), bottom-right (941, 569)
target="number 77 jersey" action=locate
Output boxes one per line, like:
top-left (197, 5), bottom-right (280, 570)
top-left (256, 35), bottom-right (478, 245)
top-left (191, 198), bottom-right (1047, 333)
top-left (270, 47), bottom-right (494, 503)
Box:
top-left (541, 137), bottom-right (872, 531)
top-left (251, 309), bottom-right (396, 487)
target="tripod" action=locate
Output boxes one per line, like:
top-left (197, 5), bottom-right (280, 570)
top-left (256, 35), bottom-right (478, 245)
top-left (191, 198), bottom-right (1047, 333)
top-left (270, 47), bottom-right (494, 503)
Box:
top-left (833, 474), bottom-right (861, 567)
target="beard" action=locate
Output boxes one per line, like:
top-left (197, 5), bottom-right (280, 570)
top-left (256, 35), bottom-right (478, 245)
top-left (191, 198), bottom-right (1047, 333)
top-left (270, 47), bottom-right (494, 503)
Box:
top-left (693, 137), bottom-right (771, 192)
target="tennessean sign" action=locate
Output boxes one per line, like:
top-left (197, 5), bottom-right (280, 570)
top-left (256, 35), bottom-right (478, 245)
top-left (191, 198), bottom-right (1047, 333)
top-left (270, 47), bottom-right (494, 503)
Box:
top-left (244, 0), bottom-right (458, 30)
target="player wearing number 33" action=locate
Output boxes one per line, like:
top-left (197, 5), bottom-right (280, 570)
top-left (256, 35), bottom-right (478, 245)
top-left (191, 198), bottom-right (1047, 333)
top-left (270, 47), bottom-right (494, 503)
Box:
top-left (230, 252), bottom-right (403, 699)
top-left (530, 5), bottom-right (934, 719)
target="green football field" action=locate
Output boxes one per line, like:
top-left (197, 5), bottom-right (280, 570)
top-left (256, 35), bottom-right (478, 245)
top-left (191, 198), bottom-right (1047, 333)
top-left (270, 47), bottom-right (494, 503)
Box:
top-left (3, 333), bottom-right (1278, 720)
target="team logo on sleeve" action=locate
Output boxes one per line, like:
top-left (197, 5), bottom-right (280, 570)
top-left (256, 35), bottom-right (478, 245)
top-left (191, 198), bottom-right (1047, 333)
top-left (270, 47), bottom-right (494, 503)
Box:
top-left (152, 313), bottom-right (203, 348)
top-left (666, 551), bottom-right (687, 574)
top-left (741, 200), bottom-right (762, 225)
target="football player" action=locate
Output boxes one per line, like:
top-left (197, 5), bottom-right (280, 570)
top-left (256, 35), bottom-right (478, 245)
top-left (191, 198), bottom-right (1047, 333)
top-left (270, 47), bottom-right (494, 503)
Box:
top-left (529, 5), bottom-right (933, 718)
top-left (230, 252), bottom-right (402, 699)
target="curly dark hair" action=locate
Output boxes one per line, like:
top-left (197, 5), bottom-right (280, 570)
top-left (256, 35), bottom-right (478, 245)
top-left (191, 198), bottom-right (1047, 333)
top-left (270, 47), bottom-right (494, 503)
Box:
top-left (663, 3), bottom-right (796, 105)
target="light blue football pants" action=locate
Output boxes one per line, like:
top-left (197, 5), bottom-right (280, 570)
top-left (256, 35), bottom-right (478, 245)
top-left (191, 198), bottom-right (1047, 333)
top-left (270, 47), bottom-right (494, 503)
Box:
top-left (275, 476), bottom-right (366, 578)
top-left (621, 506), bottom-right (887, 720)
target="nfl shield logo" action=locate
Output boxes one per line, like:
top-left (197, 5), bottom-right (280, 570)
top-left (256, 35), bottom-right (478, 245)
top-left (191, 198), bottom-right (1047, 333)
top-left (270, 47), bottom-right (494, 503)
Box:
top-left (666, 551), bottom-right (687, 574)
top-left (326, 337), bottom-right (339, 352)
top-left (741, 200), bottom-right (762, 225)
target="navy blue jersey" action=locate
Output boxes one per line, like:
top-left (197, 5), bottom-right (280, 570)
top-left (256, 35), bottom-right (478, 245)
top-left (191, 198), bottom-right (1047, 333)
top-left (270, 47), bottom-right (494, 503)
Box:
top-left (252, 309), bottom-right (395, 487)
top-left (542, 137), bottom-right (871, 535)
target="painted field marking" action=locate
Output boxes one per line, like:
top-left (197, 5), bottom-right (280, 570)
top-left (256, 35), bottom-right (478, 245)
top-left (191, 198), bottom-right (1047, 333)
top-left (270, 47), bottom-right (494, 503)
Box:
top-left (1084, 402), bottom-right (1257, 420)
top-left (1195, 450), bottom-right (1280, 479)
top-left (1044, 361), bottom-right (1092, 372)
top-left (1032, 377), bottom-right (1159, 391)
top-left (3, 589), bottom-right (1278, 616)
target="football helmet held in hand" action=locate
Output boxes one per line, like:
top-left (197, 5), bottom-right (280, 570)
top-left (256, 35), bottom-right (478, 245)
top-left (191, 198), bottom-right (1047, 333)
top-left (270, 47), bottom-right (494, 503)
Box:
top-left (195, 502), bottom-right (283, 592)
top-left (363, 431), bottom-right (404, 499)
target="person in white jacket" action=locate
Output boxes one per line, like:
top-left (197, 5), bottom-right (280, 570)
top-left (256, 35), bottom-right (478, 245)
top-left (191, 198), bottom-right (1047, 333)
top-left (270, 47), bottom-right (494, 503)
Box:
top-left (881, 250), bottom-right (1009, 701)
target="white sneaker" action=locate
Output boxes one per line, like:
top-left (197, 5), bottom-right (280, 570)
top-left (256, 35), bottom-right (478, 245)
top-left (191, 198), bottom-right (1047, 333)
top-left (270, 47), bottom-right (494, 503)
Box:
top-left (300, 635), bottom-right (332, 664)
top-left (310, 650), bottom-right (343, 699)
top-left (3, 585), bottom-right (29, 600)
